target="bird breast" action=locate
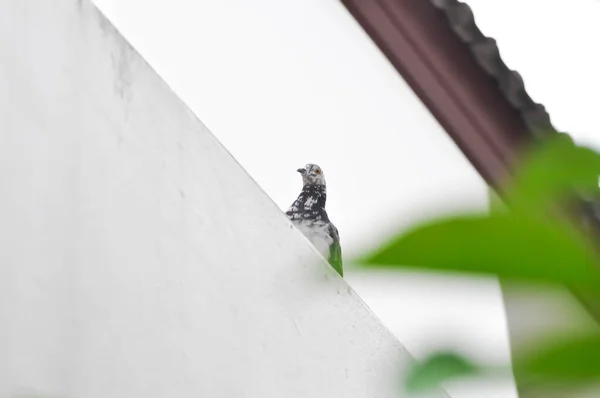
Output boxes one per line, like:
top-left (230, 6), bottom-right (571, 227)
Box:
top-left (292, 220), bottom-right (333, 259)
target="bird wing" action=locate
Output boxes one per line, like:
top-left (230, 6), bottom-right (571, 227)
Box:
top-left (327, 223), bottom-right (343, 277)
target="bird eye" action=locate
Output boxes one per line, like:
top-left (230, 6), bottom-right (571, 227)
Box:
top-left (315, 169), bottom-right (321, 174)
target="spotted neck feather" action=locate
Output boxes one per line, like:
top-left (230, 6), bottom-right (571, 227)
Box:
top-left (286, 184), bottom-right (328, 221)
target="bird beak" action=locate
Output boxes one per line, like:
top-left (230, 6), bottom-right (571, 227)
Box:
top-left (297, 168), bottom-right (306, 175)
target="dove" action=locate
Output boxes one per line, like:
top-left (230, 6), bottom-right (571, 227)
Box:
top-left (286, 164), bottom-right (342, 277)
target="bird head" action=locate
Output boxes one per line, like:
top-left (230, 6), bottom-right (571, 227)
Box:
top-left (297, 163), bottom-right (326, 187)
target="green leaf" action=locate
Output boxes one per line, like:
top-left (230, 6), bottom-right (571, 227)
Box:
top-left (508, 133), bottom-right (600, 211)
top-left (405, 352), bottom-right (480, 392)
top-left (360, 214), bottom-right (600, 286)
top-left (515, 334), bottom-right (600, 385)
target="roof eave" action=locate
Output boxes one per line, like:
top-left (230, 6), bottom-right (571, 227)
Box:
top-left (340, 0), bottom-right (553, 190)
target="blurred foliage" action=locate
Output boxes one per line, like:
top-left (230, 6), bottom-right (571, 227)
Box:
top-left (404, 352), bottom-right (481, 392)
top-left (361, 214), bottom-right (600, 286)
top-left (357, 133), bottom-right (600, 394)
top-left (515, 334), bottom-right (600, 384)
top-left (507, 132), bottom-right (600, 212)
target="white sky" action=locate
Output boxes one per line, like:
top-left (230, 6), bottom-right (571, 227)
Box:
top-left (466, 0), bottom-right (600, 151)
top-left (91, 1), bottom-right (600, 397)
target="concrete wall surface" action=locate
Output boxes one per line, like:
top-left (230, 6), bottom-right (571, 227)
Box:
top-left (0, 1), bottom-right (448, 397)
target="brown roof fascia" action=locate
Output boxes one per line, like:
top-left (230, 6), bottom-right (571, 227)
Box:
top-left (339, 0), bottom-right (553, 192)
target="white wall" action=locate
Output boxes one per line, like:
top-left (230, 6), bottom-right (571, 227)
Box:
top-left (0, 1), bottom-right (448, 397)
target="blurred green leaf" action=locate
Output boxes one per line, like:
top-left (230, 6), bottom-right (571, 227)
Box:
top-left (507, 134), bottom-right (600, 211)
top-left (405, 335), bottom-right (600, 393)
top-left (377, 134), bottom-right (600, 394)
top-left (360, 214), bottom-right (600, 285)
top-left (515, 334), bottom-right (600, 385)
top-left (405, 352), bottom-right (480, 392)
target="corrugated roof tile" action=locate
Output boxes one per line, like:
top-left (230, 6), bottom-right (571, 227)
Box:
top-left (432, 0), bottom-right (554, 134)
